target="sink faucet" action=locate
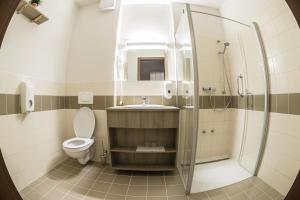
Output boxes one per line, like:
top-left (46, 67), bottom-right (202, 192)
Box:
top-left (141, 96), bottom-right (148, 105)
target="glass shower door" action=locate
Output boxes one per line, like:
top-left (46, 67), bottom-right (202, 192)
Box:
top-left (175, 4), bottom-right (199, 194)
top-left (237, 24), bottom-right (269, 174)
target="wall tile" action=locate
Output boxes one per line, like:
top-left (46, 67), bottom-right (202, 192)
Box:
top-left (105, 96), bottom-right (114, 108)
top-left (202, 96), bottom-right (212, 109)
top-left (0, 94), bottom-right (7, 115)
top-left (289, 93), bottom-right (300, 115)
top-left (65, 96), bottom-right (71, 109)
top-left (34, 95), bottom-right (42, 112)
top-left (270, 94), bottom-right (277, 112)
top-left (93, 96), bottom-right (105, 110)
top-left (238, 96), bottom-right (247, 109)
top-left (7, 94), bottom-right (20, 115)
top-left (163, 96), bottom-right (176, 106)
top-left (42, 96), bottom-right (52, 111)
top-left (59, 96), bottom-right (65, 109)
top-left (148, 96), bottom-right (163, 105)
top-left (215, 96), bottom-right (225, 109)
top-left (276, 94), bottom-right (289, 114)
top-left (70, 96), bottom-right (79, 109)
top-left (51, 96), bottom-right (60, 110)
top-left (254, 95), bottom-right (265, 111)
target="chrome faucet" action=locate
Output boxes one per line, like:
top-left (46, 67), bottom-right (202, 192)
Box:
top-left (141, 96), bottom-right (148, 104)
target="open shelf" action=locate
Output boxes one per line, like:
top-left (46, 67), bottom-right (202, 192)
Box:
top-left (112, 164), bottom-right (175, 171)
top-left (107, 110), bottom-right (179, 171)
top-left (16, 0), bottom-right (48, 25)
top-left (110, 147), bottom-right (177, 154)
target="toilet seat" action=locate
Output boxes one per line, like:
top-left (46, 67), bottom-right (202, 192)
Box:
top-left (63, 137), bottom-right (94, 152)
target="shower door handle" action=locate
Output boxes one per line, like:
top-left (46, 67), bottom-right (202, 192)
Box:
top-left (237, 74), bottom-right (244, 97)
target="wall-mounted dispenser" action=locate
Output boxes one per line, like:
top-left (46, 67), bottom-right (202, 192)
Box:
top-left (78, 92), bottom-right (93, 104)
top-left (20, 81), bottom-right (34, 113)
top-left (182, 81), bottom-right (194, 98)
top-left (164, 81), bottom-right (173, 99)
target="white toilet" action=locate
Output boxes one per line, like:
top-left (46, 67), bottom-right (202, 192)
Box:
top-left (63, 107), bottom-right (96, 165)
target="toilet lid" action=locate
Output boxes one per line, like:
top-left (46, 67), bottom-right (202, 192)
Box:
top-left (73, 107), bottom-right (95, 138)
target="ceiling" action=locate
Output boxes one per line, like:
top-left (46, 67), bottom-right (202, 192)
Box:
top-left (73, 0), bottom-right (225, 8)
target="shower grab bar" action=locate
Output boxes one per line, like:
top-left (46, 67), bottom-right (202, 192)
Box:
top-left (237, 74), bottom-right (244, 97)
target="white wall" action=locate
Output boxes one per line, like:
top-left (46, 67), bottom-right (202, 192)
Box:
top-left (0, 0), bottom-right (77, 82)
top-left (221, 0), bottom-right (300, 195)
top-left (66, 2), bottom-right (120, 96)
top-left (119, 4), bottom-right (174, 44)
top-left (0, 0), bottom-right (78, 190)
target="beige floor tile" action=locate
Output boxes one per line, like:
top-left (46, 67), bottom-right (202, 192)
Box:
top-left (126, 196), bottom-right (146, 200)
top-left (84, 190), bottom-right (106, 200)
top-left (90, 181), bottom-right (111, 193)
top-left (70, 186), bottom-right (89, 198)
top-left (168, 196), bottom-right (188, 200)
top-left (127, 186), bottom-right (147, 196)
top-left (166, 185), bottom-right (186, 196)
top-left (34, 181), bottom-right (56, 195)
top-left (229, 192), bottom-right (250, 200)
top-left (130, 176), bottom-right (147, 186)
top-left (114, 175), bottom-right (131, 185)
top-left (105, 194), bottom-right (126, 200)
top-left (147, 186), bottom-right (167, 196)
top-left (42, 188), bottom-right (65, 200)
top-left (108, 184), bottom-right (129, 195)
top-left (63, 195), bottom-right (81, 200)
top-left (165, 176), bottom-right (182, 185)
top-left (146, 197), bottom-right (168, 200)
top-left (222, 184), bottom-right (243, 196)
top-left (189, 192), bottom-right (210, 200)
top-left (25, 190), bottom-right (43, 200)
top-left (244, 186), bottom-right (263, 199)
top-left (148, 176), bottom-right (165, 186)
top-left (97, 173), bottom-right (116, 183)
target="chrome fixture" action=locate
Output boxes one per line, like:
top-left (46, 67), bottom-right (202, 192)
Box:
top-left (218, 41), bottom-right (231, 54)
top-left (141, 96), bottom-right (149, 104)
top-left (237, 74), bottom-right (245, 97)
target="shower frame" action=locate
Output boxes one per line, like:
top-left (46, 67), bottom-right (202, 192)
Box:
top-left (183, 5), bottom-right (271, 194)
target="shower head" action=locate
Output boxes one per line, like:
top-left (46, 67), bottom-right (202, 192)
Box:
top-left (219, 42), bottom-right (230, 54)
top-left (224, 42), bottom-right (230, 47)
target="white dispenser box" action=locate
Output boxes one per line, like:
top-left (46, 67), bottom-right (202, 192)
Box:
top-left (78, 92), bottom-right (93, 104)
top-left (164, 81), bottom-right (173, 99)
top-left (20, 81), bottom-right (34, 113)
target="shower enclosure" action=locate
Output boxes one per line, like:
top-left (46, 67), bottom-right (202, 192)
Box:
top-left (175, 4), bottom-right (270, 194)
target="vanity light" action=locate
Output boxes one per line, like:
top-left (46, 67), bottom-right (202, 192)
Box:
top-left (124, 43), bottom-right (169, 50)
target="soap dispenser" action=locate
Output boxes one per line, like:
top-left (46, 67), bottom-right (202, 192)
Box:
top-left (164, 81), bottom-right (173, 99)
top-left (20, 81), bottom-right (34, 113)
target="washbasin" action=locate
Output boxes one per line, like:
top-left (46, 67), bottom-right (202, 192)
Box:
top-left (121, 104), bottom-right (178, 109)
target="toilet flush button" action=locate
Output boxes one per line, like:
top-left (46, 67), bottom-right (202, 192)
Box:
top-left (78, 92), bottom-right (93, 104)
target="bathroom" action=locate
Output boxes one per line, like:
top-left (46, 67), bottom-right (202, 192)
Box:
top-left (0, 0), bottom-right (299, 199)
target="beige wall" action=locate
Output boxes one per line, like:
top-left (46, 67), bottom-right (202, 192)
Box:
top-left (221, 0), bottom-right (300, 195)
top-left (0, 0), bottom-right (78, 191)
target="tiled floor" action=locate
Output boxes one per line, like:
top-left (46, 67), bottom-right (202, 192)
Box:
top-left (20, 159), bottom-right (285, 200)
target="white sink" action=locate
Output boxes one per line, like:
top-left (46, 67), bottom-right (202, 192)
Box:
top-left (121, 104), bottom-right (177, 109)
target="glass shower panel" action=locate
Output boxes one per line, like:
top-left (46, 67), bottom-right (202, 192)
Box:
top-left (237, 26), bottom-right (267, 174)
top-left (175, 4), bottom-right (198, 193)
top-left (189, 6), bottom-right (268, 192)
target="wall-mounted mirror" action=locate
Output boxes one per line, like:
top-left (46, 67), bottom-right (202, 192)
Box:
top-left (125, 48), bottom-right (166, 81)
top-left (118, 43), bottom-right (175, 81)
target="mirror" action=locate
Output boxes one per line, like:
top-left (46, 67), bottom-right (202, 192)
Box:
top-left (116, 43), bottom-right (176, 81)
top-left (125, 48), bottom-right (166, 81)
